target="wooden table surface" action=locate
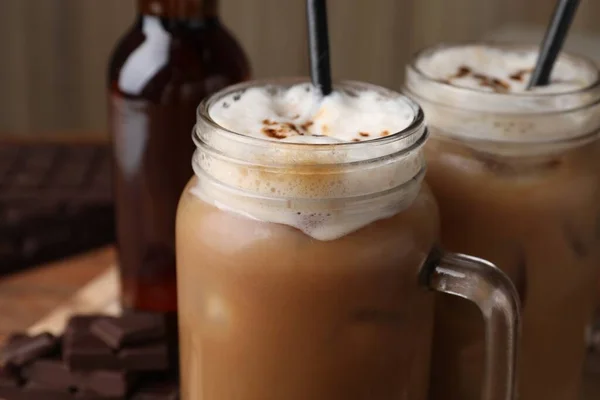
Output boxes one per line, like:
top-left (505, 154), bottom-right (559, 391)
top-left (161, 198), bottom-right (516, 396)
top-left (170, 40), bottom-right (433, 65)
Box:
top-left (0, 246), bottom-right (115, 342)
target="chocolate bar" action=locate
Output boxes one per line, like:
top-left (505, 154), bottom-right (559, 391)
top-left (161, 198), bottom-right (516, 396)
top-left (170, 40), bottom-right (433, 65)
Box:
top-left (74, 390), bottom-right (123, 400)
top-left (0, 366), bottom-right (21, 399)
top-left (131, 380), bottom-right (179, 400)
top-left (90, 314), bottom-right (166, 349)
top-left (64, 316), bottom-right (168, 372)
top-left (65, 315), bottom-right (106, 335)
top-left (0, 312), bottom-right (179, 399)
top-left (80, 370), bottom-right (138, 398)
top-left (119, 344), bottom-right (169, 371)
top-left (0, 366), bottom-right (20, 386)
top-left (0, 140), bottom-right (114, 275)
top-left (0, 333), bottom-right (59, 367)
top-left (21, 382), bottom-right (73, 400)
top-left (0, 334), bottom-right (28, 368)
top-left (64, 333), bottom-right (121, 371)
top-left (23, 358), bottom-right (77, 391)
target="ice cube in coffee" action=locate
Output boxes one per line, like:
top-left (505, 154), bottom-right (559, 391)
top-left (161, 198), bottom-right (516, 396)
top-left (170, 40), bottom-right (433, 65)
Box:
top-left (176, 79), bottom-right (520, 400)
top-left (405, 44), bottom-right (600, 400)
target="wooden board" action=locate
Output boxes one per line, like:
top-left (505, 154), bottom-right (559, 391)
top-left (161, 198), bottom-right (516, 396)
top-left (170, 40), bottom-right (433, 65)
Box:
top-left (26, 266), bottom-right (600, 399)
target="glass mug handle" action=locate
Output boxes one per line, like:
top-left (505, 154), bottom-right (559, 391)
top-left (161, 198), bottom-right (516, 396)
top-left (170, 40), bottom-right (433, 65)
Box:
top-left (421, 250), bottom-right (521, 400)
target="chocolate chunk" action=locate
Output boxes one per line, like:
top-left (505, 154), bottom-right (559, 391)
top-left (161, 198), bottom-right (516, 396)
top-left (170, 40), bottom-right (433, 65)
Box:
top-left (0, 312), bottom-right (179, 399)
top-left (262, 127), bottom-right (287, 139)
top-left (65, 315), bottom-right (104, 335)
top-left (64, 315), bottom-right (120, 371)
top-left (491, 78), bottom-right (510, 92)
top-left (21, 382), bottom-right (73, 400)
top-left (0, 366), bottom-right (23, 400)
top-left (509, 72), bottom-right (523, 81)
top-left (23, 358), bottom-right (77, 391)
top-left (3, 334), bottom-right (28, 349)
top-left (64, 334), bottom-right (120, 371)
top-left (509, 68), bottom-right (532, 82)
top-left (80, 370), bottom-right (138, 398)
top-left (284, 122), bottom-right (301, 134)
top-left (1, 333), bottom-right (59, 367)
top-left (119, 343), bottom-right (169, 371)
top-left (74, 390), bottom-right (123, 399)
top-left (0, 386), bottom-right (22, 400)
top-left (455, 66), bottom-right (472, 78)
top-left (300, 121), bottom-right (314, 131)
top-left (132, 379), bottom-right (179, 400)
top-left (0, 334), bottom-right (28, 369)
top-left (0, 366), bottom-right (21, 388)
top-left (90, 314), bottom-right (166, 349)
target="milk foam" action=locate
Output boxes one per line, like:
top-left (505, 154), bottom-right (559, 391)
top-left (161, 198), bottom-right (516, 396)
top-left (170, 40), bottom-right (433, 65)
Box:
top-left (209, 83), bottom-right (415, 143)
top-left (192, 82), bottom-right (425, 240)
top-left (406, 45), bottom-right (600, 150)
top-left (416, 45), bottom-right (596, 94)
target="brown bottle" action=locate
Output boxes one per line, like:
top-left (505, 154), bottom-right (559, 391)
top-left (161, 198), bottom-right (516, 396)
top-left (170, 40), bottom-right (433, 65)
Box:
top-left (108, 0), bottom-right (250, 313)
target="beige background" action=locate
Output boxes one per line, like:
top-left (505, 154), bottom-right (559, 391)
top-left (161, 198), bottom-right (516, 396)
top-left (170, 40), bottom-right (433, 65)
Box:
top-left (1, 0), bottom-right (600, 136)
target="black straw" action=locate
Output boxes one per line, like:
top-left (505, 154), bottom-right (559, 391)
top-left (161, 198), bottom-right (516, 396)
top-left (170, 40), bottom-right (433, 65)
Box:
top-left (307, 0), bottom-right (332, 96)
top-left (528, 0), bottom-right (581, 88)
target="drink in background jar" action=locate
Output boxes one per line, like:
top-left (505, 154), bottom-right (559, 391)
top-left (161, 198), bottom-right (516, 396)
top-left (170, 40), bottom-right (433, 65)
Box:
top-left (406, 43), bottom-right (600, 400)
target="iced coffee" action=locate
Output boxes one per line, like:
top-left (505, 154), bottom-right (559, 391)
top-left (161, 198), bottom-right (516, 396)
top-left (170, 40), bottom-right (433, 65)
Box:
top-left (176, 79), bottom-right (520, 400)
top-left (405, 44), bottom-right (600, 400)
